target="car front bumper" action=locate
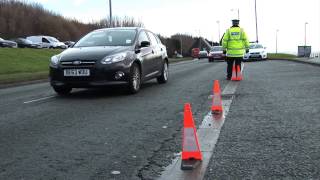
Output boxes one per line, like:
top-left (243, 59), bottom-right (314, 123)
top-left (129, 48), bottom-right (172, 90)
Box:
top-left (209, 54), bottom-right (225, 60)
top-left (243, 54), bottom-right (267, 60)
top-left (50, 61), bottom-right (132, 88)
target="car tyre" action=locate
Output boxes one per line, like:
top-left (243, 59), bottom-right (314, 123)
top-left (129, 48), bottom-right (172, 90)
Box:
top-left (128, 63), bottom-right (141, 94)
top-left (157, 61), bottom-right (169, 84)
top-left (53, 86), bottom-right (72, 95)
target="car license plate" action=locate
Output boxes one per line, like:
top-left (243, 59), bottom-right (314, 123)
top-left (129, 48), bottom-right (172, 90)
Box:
top-left (251, 55), bottom-right (260, 58)
top-left (64, 69), bottom-right (90, 77)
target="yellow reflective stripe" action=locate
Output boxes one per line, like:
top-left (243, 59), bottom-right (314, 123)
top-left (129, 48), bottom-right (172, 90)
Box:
top-left (228, 48), bottom-right (245, 50)
top-left (227, 54), bottom-right (244, 57)
top-left (227, 39), bottom-right (244, 42)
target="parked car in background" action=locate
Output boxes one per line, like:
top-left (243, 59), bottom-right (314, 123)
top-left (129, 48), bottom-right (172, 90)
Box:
top-left (198, 50), bottom-right (208, 59)
top-left (0, 37), bottom-right (18, 48)
top-left (243, 43), bottom-right (268, 61)
top-left (27, 36), bottom-right (67, 49)
top-left (208, 46), bottom-right (225, 62)
top-left (192, 48), bottom-right (200, 59)
top-left (64, 41), bottom-right (75, 48)
top-left (49, 27), bottom-right (169, 95)
top-left (11, 38), bottom-right (41, 48)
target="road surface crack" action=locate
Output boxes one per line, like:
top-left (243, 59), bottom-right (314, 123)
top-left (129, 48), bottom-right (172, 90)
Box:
top-left (136, 129), bottom-right (181, 180)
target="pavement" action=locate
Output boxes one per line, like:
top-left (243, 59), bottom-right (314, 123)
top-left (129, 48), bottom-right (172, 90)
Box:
top-left (203, 60), bottom-right (320, 179)
top-left (291, 57), bottom-right (320, 66)
top-left (0, 59), bottom-right (320, 179)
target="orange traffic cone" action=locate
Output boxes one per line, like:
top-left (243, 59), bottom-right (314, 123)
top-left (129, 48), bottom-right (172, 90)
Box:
top-left (236, 65), bottom-right (243, 81)
top-left (181, 103), bottom-right (202, 170)
top-left (211, 80), bottom-right (223, 114)
top-left (231, 64), bottom-right (237, 81)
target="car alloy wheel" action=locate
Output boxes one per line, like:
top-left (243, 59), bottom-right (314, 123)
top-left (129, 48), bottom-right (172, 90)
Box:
top-left (157, 61), bottom-right (169, 84)
top-left (132, 67), bottom-right (140, 90)
top-left (128, 63), bottom-right (141, 93)
top-left (163, 62), bottom-right (168, 81)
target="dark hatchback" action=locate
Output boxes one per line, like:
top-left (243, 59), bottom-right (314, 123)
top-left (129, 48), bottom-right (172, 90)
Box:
top-left (0, 37), bottom-right (17, 48)
top-left (49, 27), bottom-right (169, 95)
top-left (11, 38), bottom-right (40, 48)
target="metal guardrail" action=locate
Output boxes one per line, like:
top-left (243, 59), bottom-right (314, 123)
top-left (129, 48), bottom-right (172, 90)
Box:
top-left (310, 52), bottom-right (320, 58)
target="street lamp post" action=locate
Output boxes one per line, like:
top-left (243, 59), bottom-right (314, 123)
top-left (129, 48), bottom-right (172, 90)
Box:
top-left (231, 9), bottom-right (240, 20)
top-left (304, 22), bottom-right (308, 57)
top-left (304, 22), bottom-right (308, 47)
top-left (254, 0), bottom-right (259, 43)
top-left (180, 35), bottom-right (183, 56)
top-left (216, 20), bottom-right (221, 44)
top-left (109, 0), bottom-right (112, 27)
top-left (276, 29), bottom-right (279, 54)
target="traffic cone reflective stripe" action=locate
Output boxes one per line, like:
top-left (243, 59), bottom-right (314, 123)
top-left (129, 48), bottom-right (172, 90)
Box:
top-left (182, 127), bottom-right (202, 160)
top-left (211, 80), bottom-right (223, 114)
top-left (231, 64), bottom-right (237, 81)
top-left (236, 65), bottom-right (243, 81)
top-left (181, 103), bottom-right (202, 170)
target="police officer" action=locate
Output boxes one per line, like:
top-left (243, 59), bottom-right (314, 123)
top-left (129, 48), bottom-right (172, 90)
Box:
top-left (222, 19), bottom-right (250, 80)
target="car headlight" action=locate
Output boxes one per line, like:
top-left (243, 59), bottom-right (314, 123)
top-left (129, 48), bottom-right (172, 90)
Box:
top-left (50, 54), bottom-right (61, 67)
top-left (101, 52), bottom-right (127, 64)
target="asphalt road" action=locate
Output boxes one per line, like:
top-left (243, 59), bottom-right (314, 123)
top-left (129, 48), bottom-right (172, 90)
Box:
top-left (203, 60), bottom-right (320, 179)
top-left (0, 59), bottom-right (319, 180)
top-left (0, 59), bottom-right (228, 180)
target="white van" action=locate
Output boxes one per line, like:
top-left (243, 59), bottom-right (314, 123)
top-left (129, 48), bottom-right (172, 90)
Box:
top-left (26, 36), bottom-right (67, 49)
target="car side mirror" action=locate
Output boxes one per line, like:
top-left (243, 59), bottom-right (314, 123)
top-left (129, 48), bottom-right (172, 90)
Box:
top-left (140, 41), bottom-right (150, 48)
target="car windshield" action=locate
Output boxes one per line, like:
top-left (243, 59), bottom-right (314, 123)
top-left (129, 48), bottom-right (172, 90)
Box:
top-left (48, 37), bottom-right (59, 42)
top-left (250, 44), bottom-right (263, 49)
top-left (74, 29), bottom-right (137, 47)
top-left (211, 46), bottom-right (223, 51)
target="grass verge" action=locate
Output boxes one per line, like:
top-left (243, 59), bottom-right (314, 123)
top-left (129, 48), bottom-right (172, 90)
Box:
top-left (0, 48), bottom-right (62, 84)
top-left (268, 53), bottom-right (297, 60)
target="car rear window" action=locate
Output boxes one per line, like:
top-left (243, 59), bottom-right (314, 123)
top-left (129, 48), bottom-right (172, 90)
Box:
top-left (212, 46), bottom-right (223, 51)
top-left (74, 29), bottom-right (137, 47)
top-left (250, 44), bottom-right (263, 49)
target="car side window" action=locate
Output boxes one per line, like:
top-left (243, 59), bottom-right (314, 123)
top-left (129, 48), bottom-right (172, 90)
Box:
top-left (138, 31), bottom-right (149, 45)
top-left (147, 32), bottom-right (158, 45)
top-left (42, 38), bottom-right (50, 43)
top-left (155, 35), bottom-right (162, 44)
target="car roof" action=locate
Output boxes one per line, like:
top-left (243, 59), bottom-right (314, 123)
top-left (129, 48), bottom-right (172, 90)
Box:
top-left (93, 27), bottom-right (154, 34)
top-left (95, 27), bottom-right (141, 31)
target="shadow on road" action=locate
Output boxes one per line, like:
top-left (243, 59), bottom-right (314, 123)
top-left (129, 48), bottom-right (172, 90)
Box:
top-left (55, 81), bottom-right (160, 99)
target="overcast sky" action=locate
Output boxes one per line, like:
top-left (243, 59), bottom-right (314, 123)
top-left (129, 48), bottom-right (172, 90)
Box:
top-left (26, 0), bottom-right (320, 53)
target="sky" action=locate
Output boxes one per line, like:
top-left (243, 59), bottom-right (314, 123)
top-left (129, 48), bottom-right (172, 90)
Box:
top-left (25, 0), bottom-right (320, 54)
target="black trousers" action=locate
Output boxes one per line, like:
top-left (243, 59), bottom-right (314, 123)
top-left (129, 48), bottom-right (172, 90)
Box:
top-left (226, 57), bottom-right (242, 78)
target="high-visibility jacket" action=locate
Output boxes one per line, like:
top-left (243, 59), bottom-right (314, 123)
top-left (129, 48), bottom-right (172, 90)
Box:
top-left (222, 26), bottom-right (250, 57)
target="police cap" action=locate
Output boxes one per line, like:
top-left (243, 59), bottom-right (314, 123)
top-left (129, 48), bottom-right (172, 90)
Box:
top-left (232, 19), bottom-right (240, 26)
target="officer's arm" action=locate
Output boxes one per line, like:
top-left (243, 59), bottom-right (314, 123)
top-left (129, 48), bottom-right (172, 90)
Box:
top-left (222, 30), bottom-right (229, 50)
top-left (242, 31), bottom-right (250, 49)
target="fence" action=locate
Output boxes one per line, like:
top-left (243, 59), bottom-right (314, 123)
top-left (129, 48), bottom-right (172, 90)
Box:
top-left (310, 52), bottom-right (320, 58)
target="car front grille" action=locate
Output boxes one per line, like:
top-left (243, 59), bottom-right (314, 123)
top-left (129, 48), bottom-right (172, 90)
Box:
top-left (250, 52), bottom-right (260, 55)
top-left (60, 60), bottom-right (96, 68)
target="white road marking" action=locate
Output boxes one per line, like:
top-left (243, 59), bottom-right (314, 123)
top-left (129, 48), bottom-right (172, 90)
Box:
top-left (171, 59), bottom-right (198, 66)
top-left (158, 79), bottom-right (241, 180)
top-left (23, 96), bottom-right (55, 104)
